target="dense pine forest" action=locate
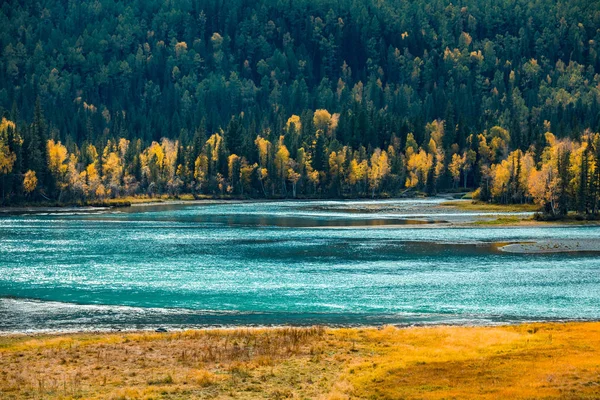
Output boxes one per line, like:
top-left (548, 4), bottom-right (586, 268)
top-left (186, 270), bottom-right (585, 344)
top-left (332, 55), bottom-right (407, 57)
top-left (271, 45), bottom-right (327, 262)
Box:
top-left (1, 0), bottom-right (600, 216)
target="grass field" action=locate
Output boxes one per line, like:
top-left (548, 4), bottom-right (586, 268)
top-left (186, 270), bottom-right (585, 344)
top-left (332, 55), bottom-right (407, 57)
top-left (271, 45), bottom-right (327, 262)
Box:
top-left (440, 200), bottom-right (541, 213)
top-left (2, 322), bottom-right (600, 399)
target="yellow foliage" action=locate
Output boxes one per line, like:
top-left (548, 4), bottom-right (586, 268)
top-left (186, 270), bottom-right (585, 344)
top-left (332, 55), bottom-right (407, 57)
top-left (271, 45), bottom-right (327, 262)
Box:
top-left (160, 138), bottom-right (178, 178)
top-left (118, 138), bottom-right (129, 158)
top-left (313, 109), bottom-right (332, 132)
top-left (47, 139), bottom-right (68, 186)
top-left (144, 141), bottom-right (165, 168)
top-left (0, 139), bottom-right (16, 175)
top-left (228, 154), bottom-right (240, 171)
top-left (0, 117), bottom-right (16, 132)
top-left (368, 148), bottom-right (390, 195)
top-left (518, 150), bottom-right (536, 191)
top-left (66, 154), bottom-right (84, 193)
top-left (175, 41), bottom-right (188, 57)
top-left (103, 151), bottom-right (123, 188)
top-left (427, 138), bottom-right (437, 154)
top-left (528, 163), bottom-right (560, 213)
top-left (205, 133), bottom-right (222, 162)
top-left (404, 132), bottom-right (418, 155)
top-left (487, 126), bottom-right (511, 161)
top-left (449, 153), bottom-right (465, 185)
top-left (307, 169), bottom-right (319, 185)
top-left (490, 159), bottom-right (511, 198)
top-left (545, 131), bottom-right (556, 146)
top-left (0, 117), bottom-right (20, 176)
top-left (330, 113), bottom-right (340, 132)
top-left (22, 170), bottom-right (37, 193)
top-left (286, 114), bottom-right (301, 131)
top-left (0, 117), bottom-right (18, 175)
top-left (568, 140), bottom-right (588, 196)
top-left (241, 162), bottom-right (257, 190)
top-left (405, 148), bottom-right (433, 188)
top-left (194, 153), bottom-right (209, 184)
top-left (255, 135), bottom-right (271, 167)
top-left (328, 149), bottom-right (346, 177)
top-left (348, 158), bottom-right (368, 185)
top-left (227, 153), bottom-right (240, 185)
top-left (85, 162), bottom-right (102, 196)
top-left (86, 144), bottom-right (99, 165)
top-left (488, 150), bottom-right (535, 200)
top-left (426, 119), bottom-right (444, 146)
top-left (477, 134), bottom-right (492, 163)
top-left (428, 138), bottom-right (445, 179)
top-left (274, 144), bottom-right (290, 181)
top-left (95, 183), bottom-right (107, 198)
top-left (258, 167), bottom-right (268, 180)
top-left (287, 168), bottom-right (300, 182)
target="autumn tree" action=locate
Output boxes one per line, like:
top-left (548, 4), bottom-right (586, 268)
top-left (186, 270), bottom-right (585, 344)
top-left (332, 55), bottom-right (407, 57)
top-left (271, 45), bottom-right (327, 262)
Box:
top-left (313, 109), bottom-right (332, 136)
top-left (47, 139), bottom-right (68, 200)
top-left (23, 170), bottom-right (37, 195)
top-left (368, 149), bottom-right (390, 197)
top-left (0, 118), bottom-right (17, 201)
top-left (287, 163), bottom-right (301, 198)
top-left (228, 154), bottom-right (241, 194)
top-left (348, 158), bottom-right (368, 195)
top-left (194, 153), bottom-right (209, 193)
top-left (274, 140), bottom-right (290, 195)
top-left (328, 149), bottom-right (346, 196)
top-left (255, 136), bottom-right (272, 195)
top-left (405, 148), bottom-right (433, 190)
top-left (449, 153), bottom-right (465, 188)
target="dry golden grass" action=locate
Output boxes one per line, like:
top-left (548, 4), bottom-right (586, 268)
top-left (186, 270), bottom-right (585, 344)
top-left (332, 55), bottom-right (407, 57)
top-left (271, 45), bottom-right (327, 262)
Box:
top-left (343, 323), bottom-right (600, 399)
top-left (2, 323), bottom-right (600, 399)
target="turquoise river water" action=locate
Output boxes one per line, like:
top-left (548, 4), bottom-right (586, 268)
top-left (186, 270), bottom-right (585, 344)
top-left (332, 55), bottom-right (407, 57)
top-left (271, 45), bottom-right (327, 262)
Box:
top-left (1, 199), bottom-right (599, 332)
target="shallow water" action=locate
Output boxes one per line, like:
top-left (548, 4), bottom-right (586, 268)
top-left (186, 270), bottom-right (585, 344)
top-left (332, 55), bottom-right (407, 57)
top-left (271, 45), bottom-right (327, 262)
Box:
top-left (1, 199), bottom-right (599, 332)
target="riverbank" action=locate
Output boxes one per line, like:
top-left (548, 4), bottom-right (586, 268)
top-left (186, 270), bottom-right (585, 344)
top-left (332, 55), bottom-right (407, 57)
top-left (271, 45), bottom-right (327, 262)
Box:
top-left (3, 196), bottom-right (598, 229)
top-left (440, 200), bottom-right (541, 213)
top-left (2, 322), bottom-right (599, 399)
top-left (499, 238), bottom-right (600, 254)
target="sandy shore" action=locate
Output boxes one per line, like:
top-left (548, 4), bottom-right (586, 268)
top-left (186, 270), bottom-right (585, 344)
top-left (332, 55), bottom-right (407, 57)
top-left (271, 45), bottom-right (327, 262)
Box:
top-left (499, 238), bottom-right (600, 254)
top-left (0, 205), bottom-right (111, 214)
top-left (2, 322), bottom-right (600, 399)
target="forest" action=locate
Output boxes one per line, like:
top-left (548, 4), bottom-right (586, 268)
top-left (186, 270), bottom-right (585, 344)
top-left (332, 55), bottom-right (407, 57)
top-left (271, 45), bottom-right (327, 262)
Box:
top-left (1, 0), bottom-right (600, 217)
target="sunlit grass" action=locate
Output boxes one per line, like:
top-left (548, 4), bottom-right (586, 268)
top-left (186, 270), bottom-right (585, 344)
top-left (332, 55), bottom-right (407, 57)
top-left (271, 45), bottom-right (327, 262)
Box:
top-left (2, 323), bottom-right (600, 399)
top-left (473, 216), bottom-right (527, 225)
top-left (441, 200), bottom-right (540, 212)
top-left (105, 194), bottom-right (201, 204)
top-left (340, 324), bottom-right (586, 399)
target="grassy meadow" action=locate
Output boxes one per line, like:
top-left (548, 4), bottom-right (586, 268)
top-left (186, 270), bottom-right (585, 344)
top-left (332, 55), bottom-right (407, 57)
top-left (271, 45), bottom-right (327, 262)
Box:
top-left (2, 322), bottom-right (600, 399)
top-left (440, 200), bottom-right (541, 213)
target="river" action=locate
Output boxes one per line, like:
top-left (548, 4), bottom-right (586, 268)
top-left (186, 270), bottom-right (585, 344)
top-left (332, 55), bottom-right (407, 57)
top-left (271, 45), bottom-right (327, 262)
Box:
top-left (1, 199), bottom-right (599, 332)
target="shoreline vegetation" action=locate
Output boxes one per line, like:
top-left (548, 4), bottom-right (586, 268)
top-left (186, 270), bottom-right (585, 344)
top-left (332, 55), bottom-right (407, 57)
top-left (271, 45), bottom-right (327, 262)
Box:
top-left (2, 1), bottom-right (600, 222)
top-left (2, 322), bottom-right (600, 399)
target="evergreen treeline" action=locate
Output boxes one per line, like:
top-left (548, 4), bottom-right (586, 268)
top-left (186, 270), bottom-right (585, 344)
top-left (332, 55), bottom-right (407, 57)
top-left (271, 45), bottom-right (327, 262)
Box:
top-left (1, 0), bottom-right (600, 215)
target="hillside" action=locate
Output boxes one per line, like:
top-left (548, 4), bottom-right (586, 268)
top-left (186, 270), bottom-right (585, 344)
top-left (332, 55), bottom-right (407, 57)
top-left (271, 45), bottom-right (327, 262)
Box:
top-left (1, 0), bottom-right (600, 213)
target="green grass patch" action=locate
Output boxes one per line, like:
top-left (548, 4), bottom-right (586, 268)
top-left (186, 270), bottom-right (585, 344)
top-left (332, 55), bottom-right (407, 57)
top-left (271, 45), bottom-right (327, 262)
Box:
top-left (441, 200), bottom-right (540, 212)
top-left (473, 216), bottom-right (524, 225)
